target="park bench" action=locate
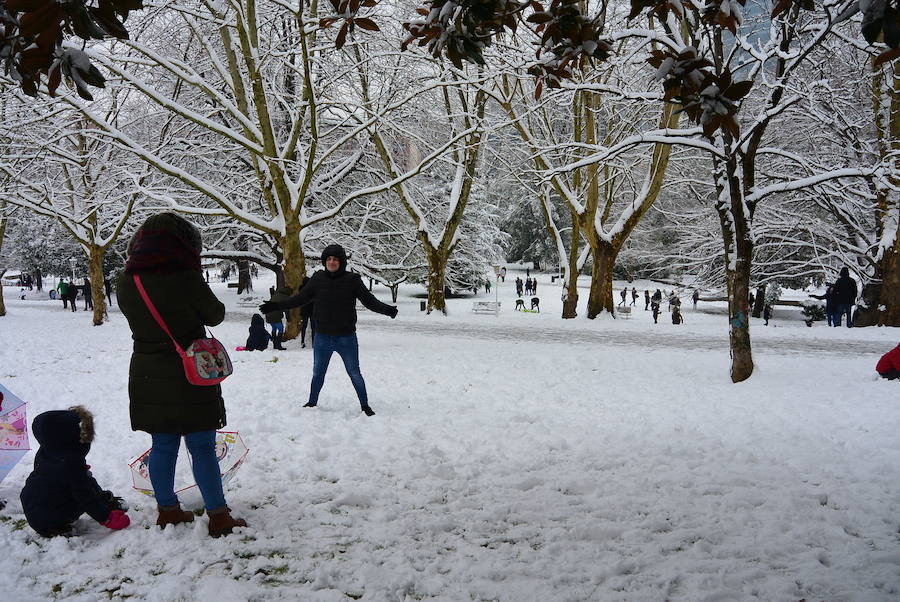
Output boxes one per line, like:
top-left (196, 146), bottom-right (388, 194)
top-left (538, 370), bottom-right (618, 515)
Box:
top-left (472, 301), bottom-right (500, 315)
top-left (618, 306), bottom-right (632, 319)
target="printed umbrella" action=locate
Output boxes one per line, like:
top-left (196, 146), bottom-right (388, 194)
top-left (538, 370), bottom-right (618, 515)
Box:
top-left (0, 384), bottom-right (30, 484)
top-left (129, 430), bottom-right (249, 508)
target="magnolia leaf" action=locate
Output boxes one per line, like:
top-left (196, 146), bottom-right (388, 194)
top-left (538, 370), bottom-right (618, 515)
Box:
top-left (354, 17), bottom-right (379, 31)
top-left (723, 79), bottom-right (752, 101)
top-left (335, 21), bottom-right (348, 49)
top-left (527, 12), bottom-right (554, 23)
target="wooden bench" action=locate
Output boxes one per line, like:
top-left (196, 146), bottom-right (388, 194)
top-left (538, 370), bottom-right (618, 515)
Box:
top-left (472, 301), bottom-right (500, 315)
top-left (618, 305), bottom-right (632, 319)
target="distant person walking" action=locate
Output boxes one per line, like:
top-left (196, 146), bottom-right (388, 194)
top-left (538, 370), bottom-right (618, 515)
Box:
top-left (692, 290), bottom-right (700, 310)
top-left (259, 244), bottom-right (397, 416)
top-left (82, 278), bottom-right (93, 310)
top-left (531, 279), bottom-right (537, 294)
top-left (64, 281), bottom-right (78, 312)
top-left (832, 267), bottom-right (858, 328)
top-left (515, 277), bottom-right (523, 297)
top-left (764, 305), bottom-right (772, 326)
top-left (651, 289), bottom-right (662, 323)
top-left (618, 288), bottom-right (627, 307)
top-left (104, 275), bottom-right (114, 307)
top-left (644, 290), bottom-right (650, 311)
top-left (57, 280), bottom-right (69, 310)
top-left (808, 283), bottom-right (836, 326)
top-left (631, 287), bottom-right (638, 306)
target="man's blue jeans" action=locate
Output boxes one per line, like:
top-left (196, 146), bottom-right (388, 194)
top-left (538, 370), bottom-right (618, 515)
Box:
top-left (149, 431), bottom-right (226, 510)
top-left (309, 334), bottom-right (368, 408)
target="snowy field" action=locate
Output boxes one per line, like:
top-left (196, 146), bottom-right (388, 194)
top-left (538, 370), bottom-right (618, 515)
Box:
top-left (1, 270), bottom-right (899, 601)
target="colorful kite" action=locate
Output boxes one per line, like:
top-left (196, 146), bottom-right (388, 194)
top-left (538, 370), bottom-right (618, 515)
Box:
top-left (128, 431), bottom-right (249, 508)
top-left (0, 384), bottom-right (30, 485)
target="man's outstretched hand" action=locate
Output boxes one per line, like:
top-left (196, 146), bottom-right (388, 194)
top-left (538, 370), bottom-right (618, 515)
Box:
top-left (259, 301), bottom-right (279, 315)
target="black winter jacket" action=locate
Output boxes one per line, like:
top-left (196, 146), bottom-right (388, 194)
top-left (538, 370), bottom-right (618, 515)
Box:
top-left (833, 274), bottom-right (858, 305)
top-left (118, 270), bottom-right (227, 434)
top-left (246, 314), bottom-right (270, 350)
top-left (20, 410), bottom-right (113, 535)
top-left (279, 269), bottom-right (396, 335)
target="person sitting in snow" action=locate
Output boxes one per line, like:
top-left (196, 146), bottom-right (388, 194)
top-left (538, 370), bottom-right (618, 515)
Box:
top-left (20, 406), bottom-right (130, 537)
top-left (876, 343), bottom-right (900, 380)
top-left (245, 313), bottom-right (271, 351)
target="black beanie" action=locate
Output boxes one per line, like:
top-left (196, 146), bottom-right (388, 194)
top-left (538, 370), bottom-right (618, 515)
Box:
top-left (321, 244), bottom-right (348, 270)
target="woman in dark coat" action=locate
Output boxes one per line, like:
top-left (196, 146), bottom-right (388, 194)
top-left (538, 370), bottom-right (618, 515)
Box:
top-left (260, 244), bottom-right (397, 416)
top-left (117, 212), bottom-right (246, 537)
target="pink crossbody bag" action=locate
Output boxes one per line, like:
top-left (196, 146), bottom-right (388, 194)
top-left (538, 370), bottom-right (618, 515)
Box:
top-left (133, 274), bottom-right (233, 386)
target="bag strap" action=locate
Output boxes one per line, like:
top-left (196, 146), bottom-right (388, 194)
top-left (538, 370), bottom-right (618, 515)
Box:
top-left (133, 274), bottom-right (186, 357)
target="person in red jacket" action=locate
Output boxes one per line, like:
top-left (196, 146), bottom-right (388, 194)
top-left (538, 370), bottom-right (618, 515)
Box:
top-left (876, 344), bottom-right (900, 380)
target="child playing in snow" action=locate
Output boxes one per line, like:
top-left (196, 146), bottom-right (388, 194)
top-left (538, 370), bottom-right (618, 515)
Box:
top-left (20, 406), bottom-right (130, 537)
top-left (245, 313), bottom-right (271, 351)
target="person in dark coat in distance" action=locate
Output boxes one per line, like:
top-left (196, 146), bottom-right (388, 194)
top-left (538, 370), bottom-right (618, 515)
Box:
top-left (644, 289), bottom-right (650, 311)
top-left (651, 289), bottom-right (662, 323)
top-left (20, 406), bottom-right (130, 537)
top-left (876, 343), bottom-right (900, 380)
top-left (808, 283), bottom-right (837, 326)
top-left (265, 286), bottom-right (292, 350)
top-left (65, 280), bottom-right (78, 312)
top-left (245, 314), bottom-right (270, 351)
top-left (117, 212), bottom-right (246, 537)
top-left (104, 274), bottom-right (114, 307)
top-left (764, 305), bottom-right (772, 326)
top-left (259, 244), bottom-right (397, 416)
top-left (82, 278), bottom-right (93, 310)
top-left (832, 267), bottom-right (858, 327)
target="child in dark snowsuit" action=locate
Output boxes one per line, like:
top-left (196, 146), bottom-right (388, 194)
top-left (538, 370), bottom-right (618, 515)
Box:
top-left (245, 313), bottom-right (271, 351)
top-left (20, 406), bottom-right (130, 537)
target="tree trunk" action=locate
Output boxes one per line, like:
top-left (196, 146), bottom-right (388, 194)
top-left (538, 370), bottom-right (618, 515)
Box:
top-left (87, 244), bottom-right (107, 326)
top-left (561, 209), bottom-right (580, 319)
top-left (715, 153), bottom-right (755, 383)
top-left (281, 221), bottom-right (307, 339)
top-left (425, 249), bottom-right (447, 314)
top-left (725, 248), bottom-right (754, 382)
top-left (586, 242), bottom-right (616, 319)
top-left (35, 268), bottom-right (43, 292)
top-left (390, 285), bottom-right (399, 303)
top-left (0, 203), bottom-right (6, 317)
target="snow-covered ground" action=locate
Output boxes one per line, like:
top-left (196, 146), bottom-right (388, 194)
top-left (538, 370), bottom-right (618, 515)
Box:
top-left (1, 270), bottom-right (898, 601)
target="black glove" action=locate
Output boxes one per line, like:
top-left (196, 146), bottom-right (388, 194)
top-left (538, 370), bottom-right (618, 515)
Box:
top-left (259, 301), bottom-right (279, 315)
top-left (103, 490), bottom-right (129, 512)
top-left (389, 306), bottom-right (398, 319)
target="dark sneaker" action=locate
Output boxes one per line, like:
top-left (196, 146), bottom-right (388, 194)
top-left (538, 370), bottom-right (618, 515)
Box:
top-left (302, 401), bottom-right (317, 408)
top-left (361, 406), bottom-right (375, 417)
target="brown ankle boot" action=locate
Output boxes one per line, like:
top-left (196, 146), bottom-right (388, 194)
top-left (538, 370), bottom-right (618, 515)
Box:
top-left (207, 506), bottom-right (247, 538)
top-left (157, 504), bottom-right (195, 528)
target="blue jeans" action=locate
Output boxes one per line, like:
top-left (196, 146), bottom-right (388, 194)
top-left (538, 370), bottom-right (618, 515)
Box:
top-left (149, 431), bottom-right (226, 510)
top-left (309, 334), bottom-right (368, 408)
top-left (270, 321), bottom-right (284, 337)
top-left (833, 304), bottom-right (853, 327)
